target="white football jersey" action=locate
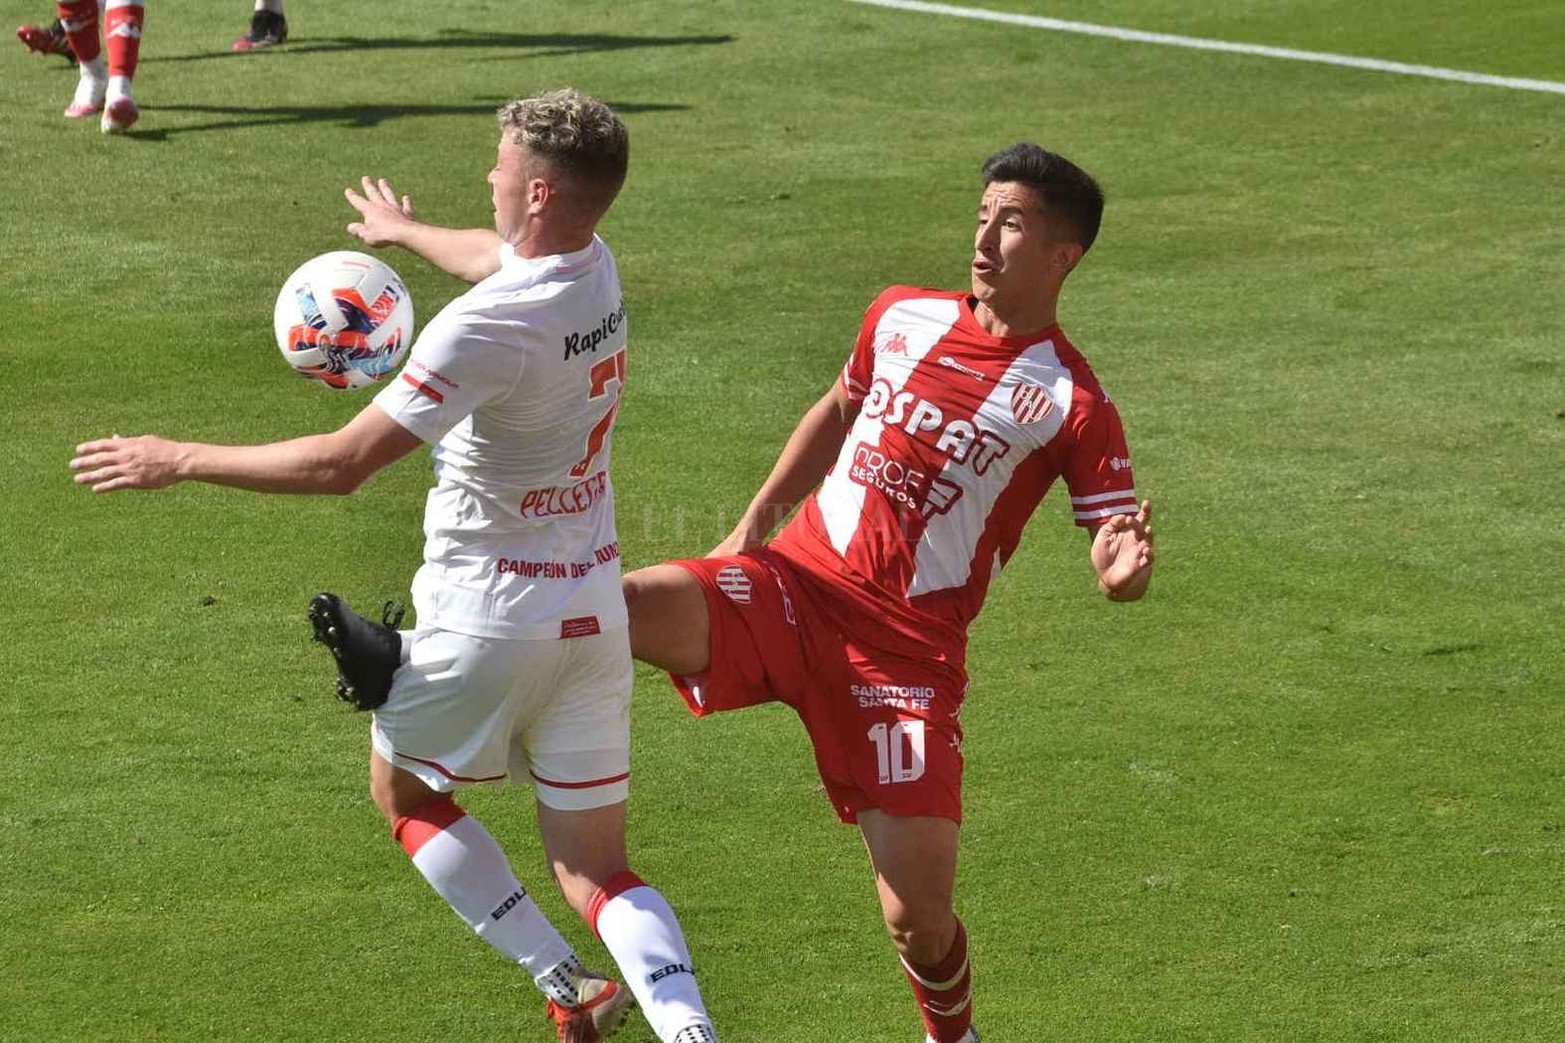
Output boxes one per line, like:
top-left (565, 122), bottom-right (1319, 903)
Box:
top-left (373, 237), bottom-right (629, 640)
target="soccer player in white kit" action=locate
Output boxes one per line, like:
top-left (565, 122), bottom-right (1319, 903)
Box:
top-left (70, 89), bottom-right (718, 1043)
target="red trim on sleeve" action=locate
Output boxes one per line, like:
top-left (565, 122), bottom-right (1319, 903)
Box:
top-left (587, 870), bottom-right (648, 937)
top-left (391, 796), bottom-right (465, 858)
top-left (401, 371), bottom-right (445, 403)
top-left (1074, 504), bottom-right (1139, 528)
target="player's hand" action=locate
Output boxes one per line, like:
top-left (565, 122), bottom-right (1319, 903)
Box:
top-left (345, 176), bottom-right (416, 248)
top-left (1091, 500), bottom-right (1154, 599)
top-left (707, 525), bottom-right (766, 558)
top-left (70, 434), bottom-right (187, 493)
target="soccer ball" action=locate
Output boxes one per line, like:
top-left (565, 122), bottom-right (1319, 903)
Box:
top-left (273, 251), bottom-right (414, 390)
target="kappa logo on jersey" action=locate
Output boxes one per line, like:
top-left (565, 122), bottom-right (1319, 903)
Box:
top-left (563, 299), bottom-right (626, 360)
top-left (877, 332), bottom-right (909, 355)
top-left (1010, 381), bottom-right (1056, 425)
top-left (1109, 456), bottom-right (1132, 472)
top-left (716, 566), bottom-right (752, 604)
top-left (862, 378), bottom-right (1012, 475)
top-left (849, 443), bottom-right (964, 519)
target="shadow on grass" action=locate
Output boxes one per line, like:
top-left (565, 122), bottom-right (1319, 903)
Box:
top-left (147, 29), bottom-right (734, 63)
top-left (121, 99), bottom-right (688, 140)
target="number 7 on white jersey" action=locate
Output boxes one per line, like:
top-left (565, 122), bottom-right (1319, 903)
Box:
top-left (570, 348), bottom-right (626, 478)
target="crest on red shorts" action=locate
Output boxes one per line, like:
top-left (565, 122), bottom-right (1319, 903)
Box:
top-left (716, 566), bottom-right (752, 604)
top-left (1010, 381), bottom-right (1055, 425)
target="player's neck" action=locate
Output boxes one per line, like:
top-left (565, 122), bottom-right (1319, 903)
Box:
top-left (972, 296), bottom-right (1058, 340)
top-left (509, 222), bottom-right (596, 259)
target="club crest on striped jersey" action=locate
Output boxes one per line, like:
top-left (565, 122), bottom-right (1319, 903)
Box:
top-left (716, 566), bottom-right (752, 604)
top-left (1010, 381), bottom-right (1055, 425)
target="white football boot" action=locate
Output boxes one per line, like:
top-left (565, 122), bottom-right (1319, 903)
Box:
top-left (101, 94), bottom-right (139, 133)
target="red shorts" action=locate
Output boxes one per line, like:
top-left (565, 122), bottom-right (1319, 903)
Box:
top-left (668, 549), bottom-right (967, 824)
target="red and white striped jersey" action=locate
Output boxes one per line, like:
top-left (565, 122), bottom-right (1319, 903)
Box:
top-left (771, 285), bottom-right (1138, 650)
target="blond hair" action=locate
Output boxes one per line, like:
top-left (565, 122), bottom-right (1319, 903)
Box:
top-left (497, 89), bottom-right (628, 208)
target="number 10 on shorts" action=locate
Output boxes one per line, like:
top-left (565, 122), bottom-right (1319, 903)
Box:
top-left (868, 720), bottom-right (927, 785)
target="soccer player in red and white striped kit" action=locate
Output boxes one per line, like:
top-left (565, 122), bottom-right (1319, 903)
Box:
top-left (19, 1), bottom-right (285, 66)
top-left (50, 0), bottom-right (145, 132)
top-left (624, 143), bottom-right (1155, 1042)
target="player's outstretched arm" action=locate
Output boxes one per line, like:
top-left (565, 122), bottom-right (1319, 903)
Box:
top-left (345, 176), bottom-right (502, 284)
top-left (709, 381), bottom-right (859, 556)
top-left (1091, 499), bottom-right (1154, 601)
top-left (70, 404), bottom-right (423, 496)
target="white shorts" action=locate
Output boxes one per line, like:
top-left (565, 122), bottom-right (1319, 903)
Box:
top-left (370, 625), bottom-right (632, 811)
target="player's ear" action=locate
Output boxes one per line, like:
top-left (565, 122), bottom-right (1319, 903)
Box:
top-left (1054, 241), bottom-right (1084, 277)
top-left (526, 177), bottom-right (551, 215)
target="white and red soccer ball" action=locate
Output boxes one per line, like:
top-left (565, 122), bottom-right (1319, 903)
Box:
top-left (273, 251), bottom-right (414, 390)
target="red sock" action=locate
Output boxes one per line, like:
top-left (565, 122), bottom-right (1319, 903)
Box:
top-left (586, 870), bottom-right (647, 937)
top-left (104, 0), bottom-right (144, 80)
top-left (900, 920), bottom-right (973, 1043)
top-left (54, 0), bottom-right (100, 64)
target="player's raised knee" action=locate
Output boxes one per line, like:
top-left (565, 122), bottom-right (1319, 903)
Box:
top-left (622, 564), bottom-right (710, 675)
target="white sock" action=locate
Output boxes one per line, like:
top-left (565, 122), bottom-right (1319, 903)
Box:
top-left (254, 0), bottom-right (284, 13)
top-left (395, 799), bottom-right (578, 998)
top-left (106, 74), bottom-right (132, 102)
top-left (72, 57), bottom-right (108, 106)
top-left (592, 875), bottom-right (717, 1042)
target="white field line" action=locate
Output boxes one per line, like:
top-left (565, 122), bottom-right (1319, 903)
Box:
top-left (847, 0), bottom-right (1565, 96)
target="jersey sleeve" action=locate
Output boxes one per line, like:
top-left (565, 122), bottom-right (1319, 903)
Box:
top-left (372, 301), bottom-right (525, 445)
top-left (839, 286), bottom-right (912, 403)
top-left (840, 302), bottom-right (879, 403)
top-left (1063, 394), bottom-right (1139, 527)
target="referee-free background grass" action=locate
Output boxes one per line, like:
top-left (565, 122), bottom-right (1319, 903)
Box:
top-left (3, 0), bottom-right (1561, 1039)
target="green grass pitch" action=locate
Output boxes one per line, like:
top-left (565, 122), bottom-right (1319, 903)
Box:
top-left (2, 1), bottom-right (1561, 1039)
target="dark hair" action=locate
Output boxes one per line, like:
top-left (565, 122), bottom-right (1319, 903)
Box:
top-left (980, 143), bottom-right (1104, 252)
